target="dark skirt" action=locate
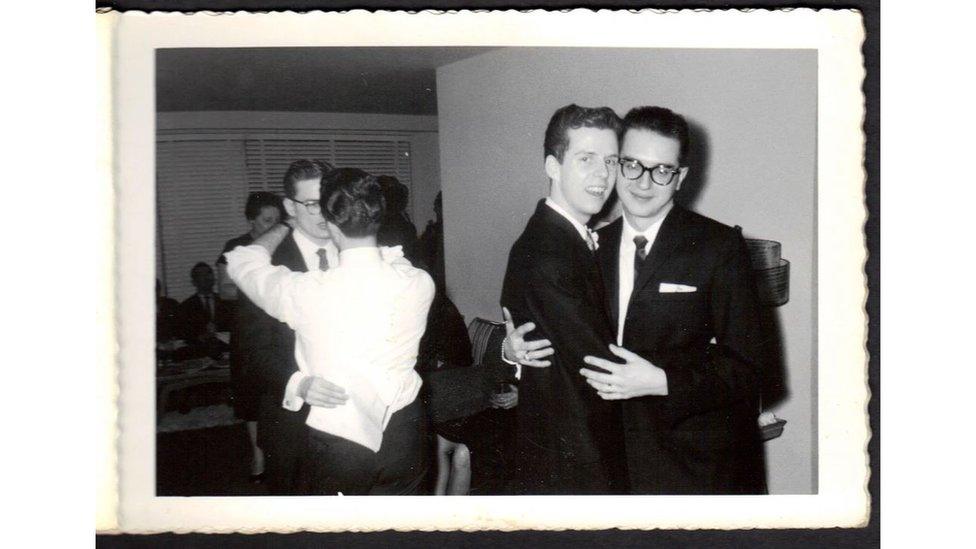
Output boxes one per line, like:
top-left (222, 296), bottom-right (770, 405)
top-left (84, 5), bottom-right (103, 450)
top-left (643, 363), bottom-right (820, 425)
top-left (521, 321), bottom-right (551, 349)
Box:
top-left (228, 305), bottom-right (261, 421)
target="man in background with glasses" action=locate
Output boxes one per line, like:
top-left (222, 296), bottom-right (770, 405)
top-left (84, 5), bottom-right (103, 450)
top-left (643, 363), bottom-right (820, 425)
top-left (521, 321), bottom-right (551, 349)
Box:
top-left (236, 158), bottom-right (347, 494)
top-left (577, 106), bottom-right (768, 494)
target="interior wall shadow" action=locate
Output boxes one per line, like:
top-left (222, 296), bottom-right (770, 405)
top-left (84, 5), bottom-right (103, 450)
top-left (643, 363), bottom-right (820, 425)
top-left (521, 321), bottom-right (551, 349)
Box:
top-left (758, 305), bottom-right (789, 409)
top-left (674, 120), bottom-right (788, 407)
top-left (675, 119), bottom-right (710, 210)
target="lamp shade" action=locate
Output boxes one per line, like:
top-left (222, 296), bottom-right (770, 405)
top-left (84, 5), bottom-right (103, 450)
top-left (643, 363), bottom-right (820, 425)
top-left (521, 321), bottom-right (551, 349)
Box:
top-left (745, 238), bottom-right (790, 307)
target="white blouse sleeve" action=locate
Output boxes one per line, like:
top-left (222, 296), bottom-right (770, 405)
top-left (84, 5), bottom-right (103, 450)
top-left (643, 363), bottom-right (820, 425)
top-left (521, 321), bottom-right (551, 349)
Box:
top-left (224, 244), bottom-right (306, 329)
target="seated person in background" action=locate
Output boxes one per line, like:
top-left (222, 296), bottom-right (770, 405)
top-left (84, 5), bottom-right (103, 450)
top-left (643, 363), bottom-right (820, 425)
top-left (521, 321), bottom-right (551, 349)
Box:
top-left (216, 191), bottom-right (283, 484)
top-left (156, 278), bottom-right (180, 345)
top-left (177, 262), bottom-right (230, 359)
top-left (227, 167), bottom-right (436, 495)
top-left (216, 191), bottom-right (284, 300)
top-left (376, 175), bottom-right (419, 264)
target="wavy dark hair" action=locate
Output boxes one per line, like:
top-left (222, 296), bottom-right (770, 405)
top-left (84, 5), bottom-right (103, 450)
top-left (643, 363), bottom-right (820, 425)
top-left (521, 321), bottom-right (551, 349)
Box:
top-left (543, 103), bottom-right (622, 162)
top-left (320, 167), bottom-right (385, 238)
top-left (622, 106), bottom-right (690, 165)
top-left (282, 159), bottom-right (334, 199)
top-left (377, 175), bottom-right (409, 215)
top-left (243, 191), bottom-right (284, 220)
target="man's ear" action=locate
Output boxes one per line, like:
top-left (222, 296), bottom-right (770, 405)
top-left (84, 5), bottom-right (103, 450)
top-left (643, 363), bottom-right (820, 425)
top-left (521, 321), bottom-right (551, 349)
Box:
top-left (675, 167), bottom-right (690, 191)
top-left (283, 197), bottom-right (297, 218)
top-left (544, 155), bottom-right (561, 182)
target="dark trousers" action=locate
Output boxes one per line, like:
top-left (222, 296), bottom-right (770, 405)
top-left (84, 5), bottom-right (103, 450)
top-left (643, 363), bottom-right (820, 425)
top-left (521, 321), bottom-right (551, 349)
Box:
top-left (257, 395), bottom-right (308, 495)
top-left (301, 398), bottom-right (430, 495)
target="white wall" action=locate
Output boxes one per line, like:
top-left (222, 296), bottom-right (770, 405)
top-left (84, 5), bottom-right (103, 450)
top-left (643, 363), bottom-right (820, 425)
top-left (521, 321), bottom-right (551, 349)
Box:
top-left (436, 48), bottom-right (816, 494)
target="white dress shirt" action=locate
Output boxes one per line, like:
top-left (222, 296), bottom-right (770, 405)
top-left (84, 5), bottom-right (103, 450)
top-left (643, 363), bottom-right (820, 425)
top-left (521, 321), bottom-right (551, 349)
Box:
top-left (226, 243), bottom-right (435, 452)
top-left (617, 214), bottom-right (667, 345)
top-left (281, 229), bottom-right (338, 406)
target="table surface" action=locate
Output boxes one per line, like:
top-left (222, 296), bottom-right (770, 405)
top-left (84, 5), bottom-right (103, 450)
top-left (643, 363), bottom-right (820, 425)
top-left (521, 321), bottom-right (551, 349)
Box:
top-left (157, 355), bottom-right (230, 380)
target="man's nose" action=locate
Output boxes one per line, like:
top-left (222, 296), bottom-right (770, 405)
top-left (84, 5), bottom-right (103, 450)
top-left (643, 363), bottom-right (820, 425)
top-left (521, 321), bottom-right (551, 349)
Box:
top-left (635, 173), bottom-right (653, 190)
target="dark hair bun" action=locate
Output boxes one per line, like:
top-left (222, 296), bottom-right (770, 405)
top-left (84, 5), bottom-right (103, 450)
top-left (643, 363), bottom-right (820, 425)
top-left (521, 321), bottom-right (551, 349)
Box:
top-left (321, 168), bottom-right (385, 238)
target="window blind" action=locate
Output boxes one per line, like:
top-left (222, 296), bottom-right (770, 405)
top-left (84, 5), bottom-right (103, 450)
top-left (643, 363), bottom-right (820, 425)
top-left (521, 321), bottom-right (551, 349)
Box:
top-left (243, 137), bottom-right (412, 203)
top-left (156, 139), bottom-right (247, 301)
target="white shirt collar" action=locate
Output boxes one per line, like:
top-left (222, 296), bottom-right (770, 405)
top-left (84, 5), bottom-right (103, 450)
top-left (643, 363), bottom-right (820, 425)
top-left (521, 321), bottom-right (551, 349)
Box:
top-left (615, 211), bottom-right (668, 346)
top-left (337, 246), bottom-right (383, 267)
top-left (621, 210), bottom-right (668, 251)
top-left (544, 197), bottom-right (593, 245)
top-left (291, 228), bottom-right (337, 270)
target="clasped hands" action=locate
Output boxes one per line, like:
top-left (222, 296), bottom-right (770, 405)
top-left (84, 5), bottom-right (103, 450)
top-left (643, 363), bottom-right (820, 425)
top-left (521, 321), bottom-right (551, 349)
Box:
top-left (502, 307), bottom-right (667, 400)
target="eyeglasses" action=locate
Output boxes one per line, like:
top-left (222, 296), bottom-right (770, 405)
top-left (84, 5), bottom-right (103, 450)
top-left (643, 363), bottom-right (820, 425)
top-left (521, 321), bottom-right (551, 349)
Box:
top-left (618, 157), bottom-right (682, 186)
top-left (289, 197), bottom-right (321, 215)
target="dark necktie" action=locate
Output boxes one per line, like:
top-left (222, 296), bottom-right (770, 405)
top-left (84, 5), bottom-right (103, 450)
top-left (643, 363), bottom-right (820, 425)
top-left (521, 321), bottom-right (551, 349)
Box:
top-left (633, 235), bottom-right (649, 278)
top-left (316, 248), bottom-right (329, 271)
top-left (202, 294), bottom-right (213, 320)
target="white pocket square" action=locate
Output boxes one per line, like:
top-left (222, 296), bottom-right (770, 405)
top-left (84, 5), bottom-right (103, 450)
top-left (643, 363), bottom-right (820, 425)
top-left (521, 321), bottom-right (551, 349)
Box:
top-left (659, 282), bottom-right (697, 293)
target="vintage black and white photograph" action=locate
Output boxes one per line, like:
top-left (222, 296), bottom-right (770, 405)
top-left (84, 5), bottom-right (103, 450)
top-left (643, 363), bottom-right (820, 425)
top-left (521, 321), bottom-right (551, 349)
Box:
top-left (106, 9), bottom-right (867, 531)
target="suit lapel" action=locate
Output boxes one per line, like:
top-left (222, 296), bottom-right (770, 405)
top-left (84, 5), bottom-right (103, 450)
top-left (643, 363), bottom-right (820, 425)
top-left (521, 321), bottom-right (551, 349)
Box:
top-left (632, 206), bottom-right (686, 298)
top-left (597, 218), bottom-right (623, 327)
top-left (536, 201), bottom-right (607, 312)
top-left (535, 200), bottom-right (593, 259)
top-left (274, 231), bottom-right (308, 273)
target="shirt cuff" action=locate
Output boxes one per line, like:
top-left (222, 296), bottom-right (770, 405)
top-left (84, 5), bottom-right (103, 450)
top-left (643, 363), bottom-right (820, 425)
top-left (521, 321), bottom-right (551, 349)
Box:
top-left (500, 337), bottom-right (522, 380)
top-left (282, 371), bottom-right (307, 411)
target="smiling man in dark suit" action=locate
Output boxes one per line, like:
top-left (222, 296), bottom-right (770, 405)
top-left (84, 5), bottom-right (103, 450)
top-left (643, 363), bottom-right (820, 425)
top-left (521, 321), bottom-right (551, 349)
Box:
top-left (500, 104), bottom-right (626, 494)
top-left (579, 106), bottom-right (767, 494)
top-left (235, 158), bottom-right (347, 494)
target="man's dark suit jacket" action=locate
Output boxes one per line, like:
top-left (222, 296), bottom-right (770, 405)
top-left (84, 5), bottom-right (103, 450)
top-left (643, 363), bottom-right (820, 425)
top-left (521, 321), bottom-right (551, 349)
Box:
top-left (596, 206), bottom-right (767, 494)
top-left (156, 296), bottom-right (180, 342)
top-left (501, 200), bottom-right (625, 494)
top-left (235, 230), bottom-right (309, 495)
top-left (177, 293), bottom-right (231, 343)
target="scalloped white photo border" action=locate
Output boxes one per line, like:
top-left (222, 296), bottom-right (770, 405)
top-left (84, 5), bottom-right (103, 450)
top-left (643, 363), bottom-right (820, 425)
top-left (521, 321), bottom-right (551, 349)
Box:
top-left (98, 8), bottom-right (868, 533)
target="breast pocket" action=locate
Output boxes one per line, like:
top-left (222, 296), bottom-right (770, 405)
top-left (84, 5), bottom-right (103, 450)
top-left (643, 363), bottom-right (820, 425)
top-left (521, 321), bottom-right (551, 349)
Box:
top-left (649, 291), bottom-right (703, 302)
top-left (635, 286), bottom-right (709, 336)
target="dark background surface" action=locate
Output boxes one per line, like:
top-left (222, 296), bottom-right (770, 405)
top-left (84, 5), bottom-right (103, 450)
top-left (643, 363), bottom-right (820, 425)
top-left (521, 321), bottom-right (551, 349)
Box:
top-left (97, 0), bottom-right (880, 546)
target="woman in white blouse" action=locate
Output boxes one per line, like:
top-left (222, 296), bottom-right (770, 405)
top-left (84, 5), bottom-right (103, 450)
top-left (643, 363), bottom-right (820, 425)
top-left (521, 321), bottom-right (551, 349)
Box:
top-left (226, 167), bottom-right (435, 495)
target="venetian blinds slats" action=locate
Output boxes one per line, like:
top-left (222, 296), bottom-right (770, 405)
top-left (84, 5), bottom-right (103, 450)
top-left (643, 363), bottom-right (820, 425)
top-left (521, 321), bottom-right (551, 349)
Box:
top-left (156, 139), bottom-right (247, 301)
top-left (244, 139), bottom-right (336, 193)
top-left (243, 137), bottom-right (412, 199)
